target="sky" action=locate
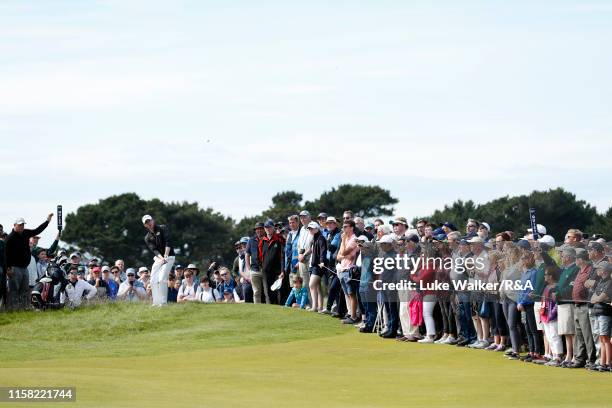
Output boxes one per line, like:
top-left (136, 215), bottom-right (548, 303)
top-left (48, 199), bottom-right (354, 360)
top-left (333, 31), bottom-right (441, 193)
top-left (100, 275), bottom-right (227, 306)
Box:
top-left (1, 0), bottom-right (611, 245)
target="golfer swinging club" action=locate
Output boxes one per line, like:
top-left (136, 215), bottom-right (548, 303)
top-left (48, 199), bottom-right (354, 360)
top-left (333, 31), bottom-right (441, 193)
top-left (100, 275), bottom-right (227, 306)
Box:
top-left (142, 214), bottom-right (175, 306)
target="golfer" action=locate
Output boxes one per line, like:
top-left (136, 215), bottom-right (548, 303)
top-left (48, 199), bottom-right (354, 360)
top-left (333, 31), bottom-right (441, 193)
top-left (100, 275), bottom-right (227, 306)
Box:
top-left (142, 215), bottom-right (175, 306)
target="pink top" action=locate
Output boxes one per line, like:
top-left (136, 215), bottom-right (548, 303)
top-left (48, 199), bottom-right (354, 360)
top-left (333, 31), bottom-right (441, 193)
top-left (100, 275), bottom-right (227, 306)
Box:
top-left (339, 235), bottom-right (358, 270)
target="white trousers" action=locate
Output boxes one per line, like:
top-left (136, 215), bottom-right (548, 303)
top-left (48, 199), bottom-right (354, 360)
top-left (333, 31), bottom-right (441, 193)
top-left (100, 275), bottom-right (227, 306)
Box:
top-left (542, 321), bottom-right (563, 355)
top-left (151, 256), bottom-right (175, 305)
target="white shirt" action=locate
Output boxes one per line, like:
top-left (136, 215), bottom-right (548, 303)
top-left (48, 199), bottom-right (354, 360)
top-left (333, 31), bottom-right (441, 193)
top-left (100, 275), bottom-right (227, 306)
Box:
top-left (60, 279), bottom-right (97, 307)
top-left (178, 282), bottom-right (197, 301)
top-left (196, 286), bottom-right (220, 303)
top-left (297, 226), bottom-right (313, 260)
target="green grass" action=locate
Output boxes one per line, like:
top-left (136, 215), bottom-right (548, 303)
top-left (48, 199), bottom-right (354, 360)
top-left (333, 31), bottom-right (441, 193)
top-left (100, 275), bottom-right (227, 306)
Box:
top-left (0, 303), bottom-right (610, 407)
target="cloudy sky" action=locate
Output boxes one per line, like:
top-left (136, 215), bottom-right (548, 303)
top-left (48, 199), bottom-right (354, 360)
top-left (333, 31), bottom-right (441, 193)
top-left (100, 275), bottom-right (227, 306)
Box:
top-left (1, 0), bottom-right (611, 244)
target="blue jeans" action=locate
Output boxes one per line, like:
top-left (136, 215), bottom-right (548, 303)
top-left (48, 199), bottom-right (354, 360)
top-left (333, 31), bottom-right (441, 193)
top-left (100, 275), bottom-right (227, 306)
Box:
top-left (359, 285), bottom-right (377, 329)
top-left (457, 292), bottom-right (476, 342)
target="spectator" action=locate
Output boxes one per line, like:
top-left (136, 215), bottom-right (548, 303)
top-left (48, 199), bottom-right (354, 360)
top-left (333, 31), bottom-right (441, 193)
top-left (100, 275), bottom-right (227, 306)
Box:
top-left (102, 266), bottom-right (118, 300)
top-left (321, 216), bottom-right (345, 317)
top-left (285, 276), bottom-right (308, 309)
top-left (177, 269), bottom-right (198, 303)
top-left (565, 229), bottom-right (583, 247)
top-left (285, 215), bottom-right (301, 286)
top-left (317, 213), bottom-right (329, 238)
top-left (236, 237), bottom-right (253, 302)
top-left (590, 263), bottom-right (612, 371)
top-left (478, 223), bottom-right (491, 242)
top-left (415, 219), bottom-right (427, 239)
top-left (217, 267), bottom-right (237, 297)
top-left (586, 241), bottom-right (609, 356)
top-left (60, 266), bottom-right (97, 307)
top-left (308, 221), bottom-right (327, 313)
top-left (296, 211), bottom-right (314, 291)
top-left (5, 214), bottom-right (53, 310)
top-left (196, 276), bottom-right (220, 303)
top-left (541, 265), bottom-right (564, 366)
top-left (245, 222), bottom-right (266, 304)
top-left (262, 220), bottom-right (286, 305)
top-left (117, 268), bottom-right (147, 302)
top-left (138, 267), bottom-right (150, 287)
top-left (391, 217), bottom-right (409, 240)
top-left (464, 219), bottom-right (479, 240)
top-left (114, 259), bottom-right (126, 281)
top-left (555, 246), bottom-right (579, 367)
top-left (516, 251), bottom-right (543, 361)
top-left (111, 265), bottom-right (123, 285)
top-left (167, 275), bottom-right (179, 303)
top-left (337, 220), bottom-right (360, 324)
top-left (572, 248), bottom-right (597, 368)
top-left (87, 266), bottom-right (109, 299)
top-left (174, 264), bottom-right (185, 283)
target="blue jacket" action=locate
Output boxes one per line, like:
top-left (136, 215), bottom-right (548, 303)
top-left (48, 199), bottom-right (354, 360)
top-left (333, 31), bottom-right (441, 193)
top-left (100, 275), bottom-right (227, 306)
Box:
top-left (518, 267), bottom-right (538, 306)
top-left (284, 229), bottom-right (301, 274)
top-left (285, 287), bottom-right (309, 309)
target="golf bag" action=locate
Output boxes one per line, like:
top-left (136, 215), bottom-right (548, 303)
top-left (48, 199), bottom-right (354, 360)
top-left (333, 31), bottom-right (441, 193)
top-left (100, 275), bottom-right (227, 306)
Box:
top-left (31, 261), bottom-right (67, 311)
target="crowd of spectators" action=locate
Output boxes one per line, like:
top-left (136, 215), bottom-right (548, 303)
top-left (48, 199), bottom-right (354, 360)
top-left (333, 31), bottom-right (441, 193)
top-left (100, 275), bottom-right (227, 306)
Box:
top-left (1, 210), bottom-right (611, 372)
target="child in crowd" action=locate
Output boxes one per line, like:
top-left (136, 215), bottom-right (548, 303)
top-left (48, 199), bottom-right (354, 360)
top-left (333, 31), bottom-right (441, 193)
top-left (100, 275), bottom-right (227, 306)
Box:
top-left (540, 265), bottom-right (563, 366)
top-left (285, 277), bottom-right (309, 309)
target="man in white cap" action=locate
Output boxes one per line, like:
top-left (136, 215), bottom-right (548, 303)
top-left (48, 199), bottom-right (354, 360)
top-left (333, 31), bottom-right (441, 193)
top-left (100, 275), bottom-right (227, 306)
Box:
top-left (142, 215), bottom-right (175, 306)
top-left (5, 213), bottom-right (53, 310)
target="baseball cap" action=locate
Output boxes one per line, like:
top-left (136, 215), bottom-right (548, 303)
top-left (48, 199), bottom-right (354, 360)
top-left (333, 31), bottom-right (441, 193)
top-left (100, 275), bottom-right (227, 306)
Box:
top-left (175, 264), bottom-right (184, 270)
top-left (126, 268), bottom-right (136, 276)
top-left (239, 237), bottom-right (250, 244)
top-left (299, 210), bottom-right (310, 217)
top-left (141, 215), bottom-right (153, 224)
top-left (101, 265), bottom-right (111, 273)
top-left (537, 235), bottom-right (555, 248)
top-left (527, 224), bottom-right (547, 236)
top-left (264, 220), bottom-right (275, 228)
top-left (443, 222), bottom-right (457, 231)
top-left (14, 217), bottom-right (26, 225)
top-left (254, 222), bottom-right (265, 229)
top-left (317, 212), bottom-right (328, 219)
top-left (405, 233), bottom-right (420, 243)
top-left (186, 263), bottom-right (200, 271)
top-left (480, 222), bottom-right (491, 232)
top-left (467, 237), bottom-right (484, 244)
top-left (393, 217), bottom-right (408, 226)
top-left (69, 252), bottom-right (80, 259)
top-left (356, 235), bottom-right (369, 242)
top-left (365, 223), bottom-right (375, 230)
top-left (326, 216), bottom-right (338, 224)
top-left (378, 235), bottom-right (394, 244)
top-left (307, 221), bottom-right (319, 230)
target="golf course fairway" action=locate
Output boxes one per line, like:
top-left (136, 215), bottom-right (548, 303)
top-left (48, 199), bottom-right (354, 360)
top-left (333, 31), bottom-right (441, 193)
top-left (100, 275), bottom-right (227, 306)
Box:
top-left (0, 302), bottom-right (609, 407)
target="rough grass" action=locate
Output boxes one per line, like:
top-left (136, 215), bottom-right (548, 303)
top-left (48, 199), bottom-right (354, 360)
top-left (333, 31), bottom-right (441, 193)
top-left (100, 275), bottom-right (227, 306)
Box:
top-left (0, 302), bottom-right (346, 362)
top-left (0, 303), bottom-right (610, 408)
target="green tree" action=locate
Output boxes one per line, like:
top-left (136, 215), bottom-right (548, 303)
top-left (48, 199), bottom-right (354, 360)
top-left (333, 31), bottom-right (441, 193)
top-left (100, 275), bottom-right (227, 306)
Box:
top-left (305, 184), bottom-right (398, 218)
top-left (62, 193), bottom-right (235, 267)
top-left (418, 188), bottom-right (600, 240)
